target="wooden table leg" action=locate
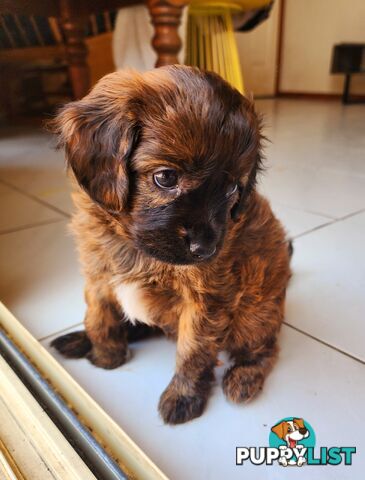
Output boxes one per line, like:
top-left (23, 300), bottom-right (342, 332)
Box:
top-left (59, 0), bottom-right (90, 100)
top-left (147, 0), bottom-right (188, 67)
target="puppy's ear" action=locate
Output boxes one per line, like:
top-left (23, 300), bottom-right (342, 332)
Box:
top-left (271, 421), bottom-right (286, 439)
top-left (49, 71), bottom-right (140, 213)
top-left (231, 152), bottom-right (263, 221)
top-left (231, 100), bottom-right (264, 222)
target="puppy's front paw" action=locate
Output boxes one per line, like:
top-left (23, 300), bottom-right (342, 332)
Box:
top-left (86, 345), bottom-right (130, 370)
top-left (222, 365), bottom-right (264, 403)
top-left (158, 385), bottom-right (207, 424)
top-left (50, 331), bottom-right (92, 358)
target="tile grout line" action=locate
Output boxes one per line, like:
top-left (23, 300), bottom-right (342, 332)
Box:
top-left (284, 322), bottom-right (365, 365)
top-left (293, 219), bottom-right (336, 239)
top-left (0, 178), bottom-right (71, 219)
top-left (293, 207), bottom-right (365, 240)
top-left (38, 322), bottom-right (84, 343)
top-left (0, 218), bottom-right (65, 236)
top-left (43, 320), bottom-right (365, 366)
top-left (335, 206), bottom-right (365, 221)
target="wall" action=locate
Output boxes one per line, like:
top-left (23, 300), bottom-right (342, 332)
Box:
top-left (280, 0), bottom-right (365, 94)
top-left (235, 0), bottom-right (281, 96)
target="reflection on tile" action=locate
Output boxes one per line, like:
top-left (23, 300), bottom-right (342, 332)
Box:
top-left (256, 100), bottom-right (365, 177)
top-left (287, 211), bottom-right (365, 361)
top-left (259, 166), bottom-right (365, 219)
top-left (43, 325), bottom-right (365, 480)
top-left (0, 167), bottom-right (73, 216)
top-left (0, 221), bottom-right (85, 339)
top-left (0, 128), bottom-right (52, 161)
top-left (256, 100), bottom-right (365, 218)
top-left (0, 183), bottom-right (62, 233)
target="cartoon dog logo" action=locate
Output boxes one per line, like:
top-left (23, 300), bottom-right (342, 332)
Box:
top-left (271, 418), bottom-right (310, 466)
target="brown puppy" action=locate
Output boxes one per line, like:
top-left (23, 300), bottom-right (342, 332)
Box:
top-left (50, 66), bottom-right (292, 425)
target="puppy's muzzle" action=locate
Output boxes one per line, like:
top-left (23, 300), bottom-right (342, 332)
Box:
top-left (185, 224), bottom-right (218, 261)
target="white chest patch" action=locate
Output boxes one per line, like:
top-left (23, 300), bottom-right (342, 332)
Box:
top-left (114, 282), bottom-right (153, 326)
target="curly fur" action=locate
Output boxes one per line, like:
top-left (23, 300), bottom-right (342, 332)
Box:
top-left (49, 66), bottom-right (291, 424)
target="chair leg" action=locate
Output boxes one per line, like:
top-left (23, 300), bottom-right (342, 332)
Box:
top-left (60, 0), bottom-right (90, 100)
top-left (147, 0), bottom-right (188, 67)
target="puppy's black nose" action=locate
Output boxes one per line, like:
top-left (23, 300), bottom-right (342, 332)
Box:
top-left (189, 242), bottom-right (216, 260)
top-left (186, 223), bottom-right (218, 260)
top-left (299, 427), bottom-right (307, 435)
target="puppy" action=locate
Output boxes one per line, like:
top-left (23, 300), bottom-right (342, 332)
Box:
top-left (50, 66), bottom-right (292, 424)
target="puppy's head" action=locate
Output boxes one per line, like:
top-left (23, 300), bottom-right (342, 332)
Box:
top-left (51, 66), bottom-right (263, 265)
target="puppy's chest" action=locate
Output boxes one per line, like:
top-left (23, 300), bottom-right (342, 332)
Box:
top-left (114, 282), bottom-right (151, 325)
top-left (113, 280), bottom-right (182, 331)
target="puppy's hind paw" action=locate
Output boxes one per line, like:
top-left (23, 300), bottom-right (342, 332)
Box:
top-left (222, 365), bottom-right (264, 403)
top-left (50, 330), bottom-right (92, 358)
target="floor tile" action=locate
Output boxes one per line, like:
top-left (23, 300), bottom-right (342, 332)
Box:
top-left (286, 211), bottom-right (365, 362)
top-left (42, 325), bottom-right (365, 480)
top-left (0, 183), bottom-right (63, 234)
top-left (0, 128), bottom-right (73, 215)
top-left (0, 220), bottom-right (85, 339)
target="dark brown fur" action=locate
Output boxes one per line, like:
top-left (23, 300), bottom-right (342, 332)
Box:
top-left (49, 66), bottom-right (291, 424)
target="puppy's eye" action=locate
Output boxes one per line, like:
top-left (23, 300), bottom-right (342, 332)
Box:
top-left (153, 169), bottom-right (178, 190)
top-left (226, 184), bottom-right (238, 197)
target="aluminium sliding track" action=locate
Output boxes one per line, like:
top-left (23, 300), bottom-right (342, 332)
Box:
top-left (0, 327), bottom-right (129, 480)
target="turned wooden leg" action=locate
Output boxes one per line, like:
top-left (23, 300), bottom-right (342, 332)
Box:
top-left (147, 0), bottom-right (188, 67)
top-left (60, 0), bottom-right (90, 99)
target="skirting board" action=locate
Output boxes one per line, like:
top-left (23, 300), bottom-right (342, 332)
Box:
top-left (0, 302), bottom-right (168, 480)
top-left (277, 91), bottom-right (365, 101)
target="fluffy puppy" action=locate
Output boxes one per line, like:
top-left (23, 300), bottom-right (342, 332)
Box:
top-left (50, 66), bottom-right (292, 424)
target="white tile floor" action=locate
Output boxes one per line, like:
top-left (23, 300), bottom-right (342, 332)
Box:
top-left (1, 100), bottom-right (364, 479)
